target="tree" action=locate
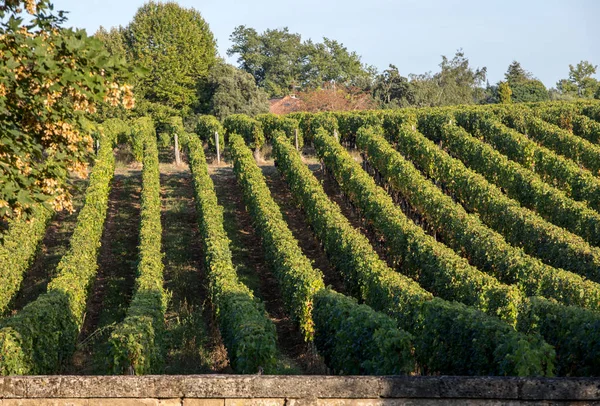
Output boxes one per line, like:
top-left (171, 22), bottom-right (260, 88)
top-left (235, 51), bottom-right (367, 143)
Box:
top-left (95, 26), bottom-right (127, 61)
top-left (434, 50), bottom-right (487, 105)
top-left (406, 50), bottom-right (486, 107)
top-left (0, 0), bottom-right (133, 220)
top-left (197, 62), bottom-right (270, 119)
top-left (124, 1), bottom-right (217, 115)
top-left (303, 38), bottom-right (375, 89)
top-left (498, 81), bottom-right (512, 104)
top-left (505, 61), bottom-right (532, 83)
top-left (372, 65), bottom-right (414, 107)
top-left (568, 60), bottom-right (598, 98)
top-left (502, 61), bottom-right (548, 103)
top-left (227, 26), bottom-right (374, 97)
top-left (228, 26), bottom-right (304, 97)
top-left (510, 79), bottom-right (549, 102)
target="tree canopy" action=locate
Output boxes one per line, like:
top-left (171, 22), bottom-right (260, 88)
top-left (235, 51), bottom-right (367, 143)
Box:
top-left (227, 26), bottom-right (375, 97)
top-left (197, 62), bottom-right (270, 119)
top-left (121, 1), bottom-right (217, 115)
top-left (0, 0), bottom-right (133, 220)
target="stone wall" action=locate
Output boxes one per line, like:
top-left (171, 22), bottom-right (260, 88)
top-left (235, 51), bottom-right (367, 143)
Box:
top-left (1, 375), bottom-right (599, 405)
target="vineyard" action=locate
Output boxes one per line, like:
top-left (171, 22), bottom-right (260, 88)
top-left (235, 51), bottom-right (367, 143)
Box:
top-left (2, 100), bottom-right (600, 378)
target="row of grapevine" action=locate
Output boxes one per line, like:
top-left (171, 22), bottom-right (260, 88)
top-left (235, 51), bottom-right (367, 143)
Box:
top-left (223, 115), bottom-right (265, 152)
top-left (518, 297), bottom-right (600, 376)
top-left (311, 129), bottom-right (522, 324)
top-left (358, 124), bottom-right (600, 311)
top-left (108, 118), bottom-right (167, 375)
top-left (355, 126), bottom-right (600, 374)
top-left (270, 131), bottom-right (554, 376)
top-left (195, 115), bottom-right (224, 152)
top-left (534, 103), bottom-right (600, 145)
top-left (256, 113), bottom-right (304, 149)
top-left (183, 132), bottom-right (279, 373)
top-left (416, 115), bottom-right (600, 283)
top-left (0, 205), bottom-right (53, 314)
top-left (229, 132), bottom-right (416, 375)
top-left (454, 108), bottom-right (600, 213)
top-left (230, 132), bottom-right (324, 339)
top-left (0, 133), bottom-right (115, 375)
top-left (493, 106), bottom-right (600, 174)
top-left (429, 110), bottom-right (600, 247)
top-left (581, 103), bottom-right (600, 125)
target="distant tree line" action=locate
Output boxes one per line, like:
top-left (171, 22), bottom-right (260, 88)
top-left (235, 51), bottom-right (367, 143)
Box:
top-left (95, 2), bottom-right (600, 123)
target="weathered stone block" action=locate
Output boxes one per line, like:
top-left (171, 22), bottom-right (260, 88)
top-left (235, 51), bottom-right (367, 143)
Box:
top-left (183, 399), bottom-right (225, 406)
top-left (2, 399), bottom-right (89, 406)
top-left (225, 398), bottom-right (285, 406)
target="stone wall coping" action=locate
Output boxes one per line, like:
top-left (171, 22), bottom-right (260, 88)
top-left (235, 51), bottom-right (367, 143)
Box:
top-left (0, 376), bottom-right (599, 400)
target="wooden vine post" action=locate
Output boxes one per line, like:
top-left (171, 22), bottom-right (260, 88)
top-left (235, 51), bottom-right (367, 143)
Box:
top-left (215, 131), bottom-right (221, 164)
top-left (174, 133), bottom-right (182, 166)
top-left (295, 128), bottom-right (299, 151)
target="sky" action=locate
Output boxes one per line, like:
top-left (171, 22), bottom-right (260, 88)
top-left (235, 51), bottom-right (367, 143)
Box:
top-left (52, 0), bottom-right (600, 88)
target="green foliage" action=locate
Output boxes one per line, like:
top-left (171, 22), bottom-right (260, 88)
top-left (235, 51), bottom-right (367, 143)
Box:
top-left (518, 297), bottom-right (600, 376)
top-left (437, 109), bottom-right (600, 248)
top-left (256, 114), bottom-right (303, 149)
top-left (183, 132), bottom-right (278, 374)
top-left (0, 136), bottom-right (115, 374)
top-left (503, 61), bottom-right (549, 103)
top-left (0, 1), bottom-right (132, 220)
top-left (271, 129), bottom-right (553, 376)
top-left (329, 111), bottom-right (383, 145)
top-left (409, 50), bottom-right (488, 107)
top-left (231, 132), bottom-right (417, 374)
top-left (375, 119), bottom-right (600, 311)
top-left (101, 118), bottom-right (130, 145)
top-left (197, 62), bottom-right (270, 119)
top-left (417, 113), bottom-right (600, 284)
top-left (108, 121), bottom-right (167, 375)
top-left (0, 205), bottom-right (53, 314)
top-left (195, 115), bottom-right (225, 152)
top-left (313, 289), bottom-right (415, 375)
top-left (130, 117), bottom-right (154, 162)
top-left (315, 127), bottom-right (521, 324)
top-left (372, 64), bottom-right (414, 108)
top-left (227, 26), bottom-right (374, 97)
top-left (564, 61), bottom-right (599, 98)
top-left (223, 115), bottom-right (265, 150)
top-left (229, 133), bottom-right (324, 339)
top-left (287, 112), bottom-right (339, 144)
top-left (125, 1), bottom-right (217, 115)
top-left (456, 106), bottom-right (600, 213)
top-left (498, 82), bottom-right (512, 104)
top-left (537, 103), bottom-right (600, 145)
top-left (494, 105), bottom-right (600, 175)
top-left (510, 80), bottom-right (549, 103)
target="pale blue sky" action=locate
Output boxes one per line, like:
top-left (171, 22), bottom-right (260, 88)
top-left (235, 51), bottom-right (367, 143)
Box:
top-left (52, 0), bottom-right (599, 88)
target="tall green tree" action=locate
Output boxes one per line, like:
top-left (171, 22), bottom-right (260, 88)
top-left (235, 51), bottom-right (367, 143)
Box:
top-left (95, 26), bottom-right (127, 61)
top-left (197, 62), bottom-right (270, 119)
top-left (124, 1), bottom-right (217, 115)
top-left (407, 50), bottom-right (487, 107)
top-left (227, 26), bottom-right (374, 97)
top-left (372, 64), bottom-right (414, 107)
top-left (498, 81), bottom-right (512, 104)
top-left (567, 61), bottom-right (598, 97)
top-left (434, 50), bottom-right (487, 105)
top-left (503, 61), bottom-right (549, 102)
top-left (228, 26), bottom-right (304, 97)
top-left (303, 38), bottom-right (375, 89)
